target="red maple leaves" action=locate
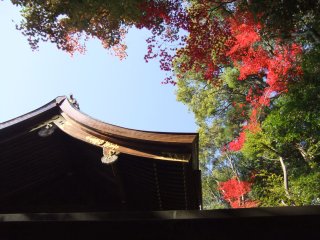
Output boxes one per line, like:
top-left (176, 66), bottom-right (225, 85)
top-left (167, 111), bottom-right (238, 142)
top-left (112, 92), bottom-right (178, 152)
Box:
top-left (229, 132), bottom-right (246, 152)
top-left (175, 2), bottom-right (231, 84)
top-left (219, 178), bottom-right (258, 208)
top-left (66, 1), bottom-right (303, 154)
top-left (226, 11), bottom-right (302, 151)
top-left (138, 3), bottom-right (303, 152)
top-left (138, 2), bottom-right (303, 150)
top-left (138, 0), bottom-right (188, 84)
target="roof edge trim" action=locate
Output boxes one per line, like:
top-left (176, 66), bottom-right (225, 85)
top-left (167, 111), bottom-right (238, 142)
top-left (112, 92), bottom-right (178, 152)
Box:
top-left (58, 97), bottom-right (198, 145)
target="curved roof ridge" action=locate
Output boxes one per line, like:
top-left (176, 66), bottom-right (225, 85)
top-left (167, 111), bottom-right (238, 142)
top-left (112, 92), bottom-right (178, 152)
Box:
top-left (66, 97), bottom-right (196, 136)
top-left (58, 96), bottom-right (198, 144)
top-left (0, 96), bottom-right (65, 129)
top-left (0, 96), bottom-right (198, 146)
top-left (0, 95), bottom-right (199, 167)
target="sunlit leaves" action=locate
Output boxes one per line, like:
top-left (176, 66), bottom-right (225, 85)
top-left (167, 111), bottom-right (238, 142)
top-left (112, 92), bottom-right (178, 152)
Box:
top-left (12, 0), bottom-right (175, 59)
top-left (219, 178), bottom-right (258, 208)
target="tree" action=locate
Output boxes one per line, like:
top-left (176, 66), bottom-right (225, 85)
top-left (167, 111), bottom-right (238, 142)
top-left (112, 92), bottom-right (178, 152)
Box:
top-left (175, 61), bottom-right (258, 208)
top-left (242, 50), bottom-right (320, 206)
top-left (219, 177), bottom-right (257, 208)
top-left (246, 0), bottom-right (320, 44)
top-left (173, 0), bottom-right (319, 208)
top-left (11, 0), bottom-right (183, 57)
top-left (242, 130), bottom-right (291, 200)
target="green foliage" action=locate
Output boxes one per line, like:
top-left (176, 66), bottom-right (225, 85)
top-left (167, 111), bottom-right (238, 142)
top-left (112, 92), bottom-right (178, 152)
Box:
top-left (202, 174), bottom-right (229, 209)
top-left (247, 0), bottom-right (320, 45)
top-left (303, 45), bottom-right (320, 75)
top-left (290, 171), bottom-right (320, 205)
top-left (11, 0), bottom-right (163, 53)
top-left (221, 67), bottom-right (240, 89)
top-left (175, 1), bottom-right (320, 209)
top-left (242, 60), bottom-right (320, 206)
top-left (251, 172), bottom-right (288, 207)
top-left (242, 131), bottom-right (274, 159)
top-left (252, 169), bottom-right (320, 207)
top-left (8, 0), bottom-right (320, 209)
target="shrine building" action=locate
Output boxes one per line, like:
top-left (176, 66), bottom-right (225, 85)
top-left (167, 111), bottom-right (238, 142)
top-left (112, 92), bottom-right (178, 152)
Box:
top-left (0, 96), bottom-right (319, 239)
top-left (0, 96), bottom-right (202, 213)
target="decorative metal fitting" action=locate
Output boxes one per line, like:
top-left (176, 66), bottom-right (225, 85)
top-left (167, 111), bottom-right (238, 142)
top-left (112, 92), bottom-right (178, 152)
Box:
top-left (68, 94), bottom-right (80, 109)
top-left (101, 147), bottom-right (120, 165)
top-left (38, 123), bottom-right (56, 137)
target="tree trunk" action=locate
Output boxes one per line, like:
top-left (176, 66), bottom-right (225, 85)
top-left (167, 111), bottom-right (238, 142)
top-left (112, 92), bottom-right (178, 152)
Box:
top-left (225, 152), bottom-right (240, 180)
top-left (225, 152), bottom-right (245, 204)
top-left (279, 156), bottom-right (289, 196)
top-left (261, 143), bottom-right (290, 197)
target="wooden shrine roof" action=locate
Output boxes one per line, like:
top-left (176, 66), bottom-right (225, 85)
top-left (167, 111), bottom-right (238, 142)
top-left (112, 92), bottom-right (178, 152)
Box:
top-left (0, 96), bottom-right (201, 213)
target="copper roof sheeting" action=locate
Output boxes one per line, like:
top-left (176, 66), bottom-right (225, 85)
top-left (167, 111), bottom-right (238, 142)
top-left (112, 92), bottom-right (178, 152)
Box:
top-left (0, 96), bottom-right (201, 213)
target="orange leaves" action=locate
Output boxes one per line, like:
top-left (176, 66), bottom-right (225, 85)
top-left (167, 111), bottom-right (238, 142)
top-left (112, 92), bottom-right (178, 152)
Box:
top-left (110, 43), bottom-right (128, 61)
top-left (64, 32), bottom-right (86, 57)
top-left (102, 27), bottom-right (128, 61)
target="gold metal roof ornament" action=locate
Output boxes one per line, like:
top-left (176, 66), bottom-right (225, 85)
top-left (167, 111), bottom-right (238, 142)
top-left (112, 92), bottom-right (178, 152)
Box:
top-left (101, 147), bottom-right (120, 165)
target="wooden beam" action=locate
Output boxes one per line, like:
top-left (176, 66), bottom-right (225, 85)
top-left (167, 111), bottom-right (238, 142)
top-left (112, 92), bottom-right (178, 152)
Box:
top-left (52, 115), bottom-right (190, 163)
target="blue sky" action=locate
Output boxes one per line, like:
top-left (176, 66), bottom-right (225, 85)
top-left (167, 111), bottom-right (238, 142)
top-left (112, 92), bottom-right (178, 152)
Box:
top-left (0, 1), bottom-right (196, 132)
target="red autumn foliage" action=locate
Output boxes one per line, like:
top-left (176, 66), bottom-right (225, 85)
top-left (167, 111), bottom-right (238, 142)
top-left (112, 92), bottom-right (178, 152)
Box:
top-left (220, 178), bottom-right (251, 200)
top-left (62, 1), bottom-right (304, 151)
top-left (225, 11), bottom-right (303, 151)
top-left (141, 2), bottom-right (303, 150)
top-left (229, 132), bottom-right (246, 152)
top-left (233, 200), bottom-right (259, 208)
top-left (227, 12), bottom-right (262, 59)
top-left (138, 0), bottom-right (188, 85)
top-left (136, 1), bottom-right (174, 30)
top-left (176, 2), bottom-right (231, 83)
top-left (64, 32), bottom-right (86, 57)
top-left (140, 4), bottom-right (302, 149)
top-left (219, 178), bottom-right (258, 208)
